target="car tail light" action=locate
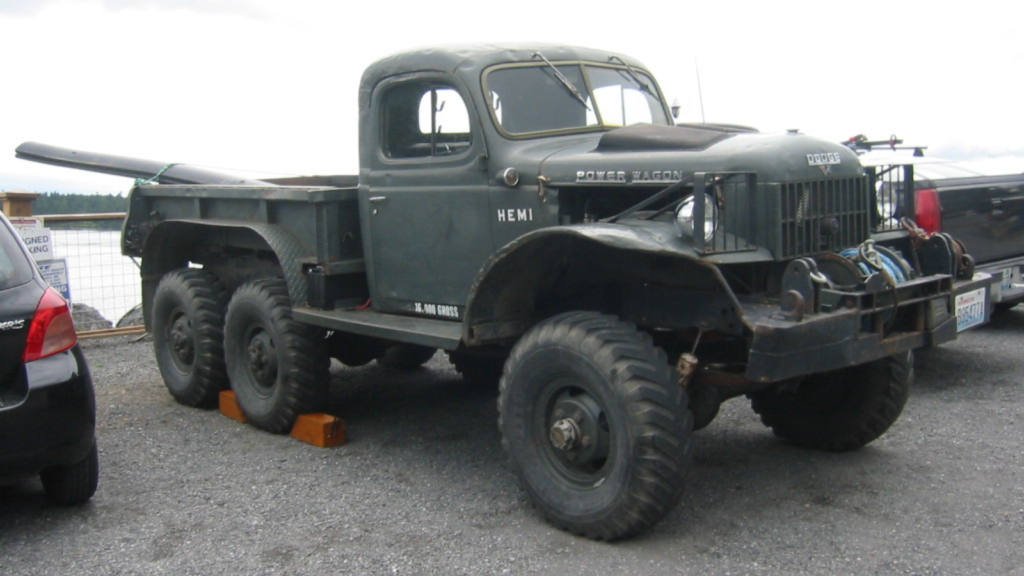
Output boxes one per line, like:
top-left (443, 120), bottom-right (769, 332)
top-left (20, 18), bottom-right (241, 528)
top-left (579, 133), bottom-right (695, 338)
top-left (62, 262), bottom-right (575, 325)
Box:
top-left (23, 287), bottom-right (78, 363)
top-left (915, 188), bottom-right (942, 234)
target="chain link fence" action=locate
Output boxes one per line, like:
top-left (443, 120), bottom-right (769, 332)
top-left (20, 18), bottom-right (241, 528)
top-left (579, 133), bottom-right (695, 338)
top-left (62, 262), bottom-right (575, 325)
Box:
top-left (39, 213), bottom-right (145, 338)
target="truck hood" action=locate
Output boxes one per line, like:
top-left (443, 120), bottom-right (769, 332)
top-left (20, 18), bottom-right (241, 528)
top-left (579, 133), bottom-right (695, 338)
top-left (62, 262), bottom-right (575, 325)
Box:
top-left (538, 124), bottom-right (864, 185)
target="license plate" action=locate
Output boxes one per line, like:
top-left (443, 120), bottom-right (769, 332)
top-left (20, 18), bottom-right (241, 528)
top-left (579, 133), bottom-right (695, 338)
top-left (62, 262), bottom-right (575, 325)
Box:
top-left (1000, 266), bottom-right (1022, 292)
top-left (955, 287), bottom-right (988, 331)
top-left (1001, 268), bottom-right (1014, 291)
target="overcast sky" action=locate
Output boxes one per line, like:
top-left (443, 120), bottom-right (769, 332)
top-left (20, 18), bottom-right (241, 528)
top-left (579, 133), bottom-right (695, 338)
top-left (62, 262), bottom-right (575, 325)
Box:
top-left (2, 0), bottom-right (1022, 195)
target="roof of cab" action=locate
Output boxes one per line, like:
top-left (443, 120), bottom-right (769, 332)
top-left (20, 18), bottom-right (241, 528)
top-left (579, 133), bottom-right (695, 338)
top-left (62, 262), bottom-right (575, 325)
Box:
top-left (359, 43), bottom-right (651, 95)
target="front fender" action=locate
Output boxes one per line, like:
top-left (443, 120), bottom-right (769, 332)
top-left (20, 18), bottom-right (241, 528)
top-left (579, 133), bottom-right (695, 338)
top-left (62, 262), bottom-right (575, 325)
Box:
top-left (462, 221), bottom-right (747, 344)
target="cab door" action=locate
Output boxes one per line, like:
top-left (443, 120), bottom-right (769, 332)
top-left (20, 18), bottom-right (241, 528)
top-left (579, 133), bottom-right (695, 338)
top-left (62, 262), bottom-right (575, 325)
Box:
top-left (361, 76), bottom-right (493, 321)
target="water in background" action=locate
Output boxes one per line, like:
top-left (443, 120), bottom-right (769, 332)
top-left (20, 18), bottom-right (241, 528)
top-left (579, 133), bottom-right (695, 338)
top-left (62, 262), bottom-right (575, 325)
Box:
top-left (51, 229), bottom-right (142, 326)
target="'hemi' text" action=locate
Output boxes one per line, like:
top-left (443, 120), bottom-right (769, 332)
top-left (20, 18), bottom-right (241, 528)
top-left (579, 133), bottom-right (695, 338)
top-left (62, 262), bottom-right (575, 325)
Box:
top-left (497, 208), bottom-right (534, 222)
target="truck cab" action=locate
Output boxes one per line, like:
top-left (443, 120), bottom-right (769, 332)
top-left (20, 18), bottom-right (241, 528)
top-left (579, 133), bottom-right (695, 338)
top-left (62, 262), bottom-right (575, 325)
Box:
top-left (358, 45), bottom-right (674, 319)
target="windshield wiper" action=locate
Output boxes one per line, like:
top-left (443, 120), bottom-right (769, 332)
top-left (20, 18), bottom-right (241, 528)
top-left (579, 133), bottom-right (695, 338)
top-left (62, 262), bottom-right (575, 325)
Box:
top-left (531, 51), bottom-right (591, 110)
top-left (608, 55), bottom-right (653, 96)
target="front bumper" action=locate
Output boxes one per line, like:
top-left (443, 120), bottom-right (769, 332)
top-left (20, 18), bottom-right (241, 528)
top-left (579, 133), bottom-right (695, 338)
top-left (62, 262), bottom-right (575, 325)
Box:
top-left (743, 273), bottom-right (958, 383)
top-left (977, 256), bottom-right (1024, 306)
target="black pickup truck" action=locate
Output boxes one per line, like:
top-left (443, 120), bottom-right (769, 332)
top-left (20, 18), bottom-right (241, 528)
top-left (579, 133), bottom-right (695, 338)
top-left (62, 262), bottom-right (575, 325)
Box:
top-left (851, 136), bottom-right (1024, 317)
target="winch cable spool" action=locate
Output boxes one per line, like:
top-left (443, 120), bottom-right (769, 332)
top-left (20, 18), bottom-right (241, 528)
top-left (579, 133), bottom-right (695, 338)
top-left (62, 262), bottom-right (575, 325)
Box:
top-left (844, 240), bottom-right (909, 285)
top-left (840, 239), bottom-right (911, 330)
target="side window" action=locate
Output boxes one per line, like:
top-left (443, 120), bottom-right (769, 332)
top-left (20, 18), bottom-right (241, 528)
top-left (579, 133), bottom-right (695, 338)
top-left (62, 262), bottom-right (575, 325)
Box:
top-left (0, 223), bottom-right (33, 290)
top-left (382, 83), bottom-right (471, 159)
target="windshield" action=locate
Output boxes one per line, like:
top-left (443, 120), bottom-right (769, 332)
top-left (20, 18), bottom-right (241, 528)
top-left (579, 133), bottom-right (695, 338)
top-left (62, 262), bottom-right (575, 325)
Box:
top-left (484, 62), bottom-right (670, 136)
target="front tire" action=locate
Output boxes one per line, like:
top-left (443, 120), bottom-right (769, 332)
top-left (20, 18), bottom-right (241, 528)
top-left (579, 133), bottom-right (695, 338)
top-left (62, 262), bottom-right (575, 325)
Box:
top-left (224, 279), bottom-right (329, 434)
top-left (499, 312), bottom-right (693, 540)
top-left (151, 269), bottom-right (228, 407)
top-left (749, 351), bottom-right (912, 451)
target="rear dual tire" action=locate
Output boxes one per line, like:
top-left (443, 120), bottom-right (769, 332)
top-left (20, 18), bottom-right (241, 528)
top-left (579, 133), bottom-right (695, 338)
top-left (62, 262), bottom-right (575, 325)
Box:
top-left (151, 269), bottom-right (229, 407)
top-left (224, 279), bottom-right (329, 434)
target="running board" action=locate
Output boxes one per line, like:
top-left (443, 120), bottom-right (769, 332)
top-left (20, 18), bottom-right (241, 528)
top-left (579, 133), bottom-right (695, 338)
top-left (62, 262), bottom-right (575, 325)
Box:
top-left (292, 306), bottom-right (463, 350)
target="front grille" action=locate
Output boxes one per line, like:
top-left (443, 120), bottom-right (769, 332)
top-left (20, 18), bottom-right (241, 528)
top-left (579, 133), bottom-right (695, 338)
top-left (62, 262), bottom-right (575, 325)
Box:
top-left (778, 177), bottom-right (870, 259)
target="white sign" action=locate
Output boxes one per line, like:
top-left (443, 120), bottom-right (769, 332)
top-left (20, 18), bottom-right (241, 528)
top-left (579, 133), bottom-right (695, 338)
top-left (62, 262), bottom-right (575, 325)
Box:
top-left (37, 258), bottom-right (72, 304)
top-left (9, 217), bottom-right (43, 233)
top-left (19, 227), bottom-right (54, 262)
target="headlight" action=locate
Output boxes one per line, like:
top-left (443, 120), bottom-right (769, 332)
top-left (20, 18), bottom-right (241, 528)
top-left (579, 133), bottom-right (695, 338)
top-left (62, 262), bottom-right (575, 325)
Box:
top-left (675, 194), bottom-right (717, 242)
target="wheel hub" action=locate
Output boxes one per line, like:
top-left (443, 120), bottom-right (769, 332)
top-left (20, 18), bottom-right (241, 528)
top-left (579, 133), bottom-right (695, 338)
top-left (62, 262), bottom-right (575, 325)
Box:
top-left (169, 315), bottom-right (194, 364)
top-left (550, 418), bottom-right (582, 451)
top-left (547, 389), bottom-right (609, 472)
top-left (246, 331), bottom-right (278, 388)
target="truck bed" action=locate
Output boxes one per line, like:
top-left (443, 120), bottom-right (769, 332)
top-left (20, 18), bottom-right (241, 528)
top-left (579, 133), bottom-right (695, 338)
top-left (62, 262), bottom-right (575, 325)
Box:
top-left (122, 182), bottom-right (364, 271)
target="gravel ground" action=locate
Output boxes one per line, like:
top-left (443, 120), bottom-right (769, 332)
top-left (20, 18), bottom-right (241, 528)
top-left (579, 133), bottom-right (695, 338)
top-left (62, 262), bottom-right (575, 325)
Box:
top-left (2, 311), bottom-right (1023, 575)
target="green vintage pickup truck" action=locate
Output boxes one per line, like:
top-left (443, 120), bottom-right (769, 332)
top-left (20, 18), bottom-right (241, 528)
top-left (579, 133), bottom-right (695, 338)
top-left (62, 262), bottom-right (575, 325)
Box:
top-left (17, 44), bottom-right (985, 540)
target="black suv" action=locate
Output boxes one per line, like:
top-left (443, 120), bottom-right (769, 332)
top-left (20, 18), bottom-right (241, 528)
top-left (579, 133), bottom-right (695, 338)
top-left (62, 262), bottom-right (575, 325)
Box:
top-left (0, 211), bottom-right (98, 504)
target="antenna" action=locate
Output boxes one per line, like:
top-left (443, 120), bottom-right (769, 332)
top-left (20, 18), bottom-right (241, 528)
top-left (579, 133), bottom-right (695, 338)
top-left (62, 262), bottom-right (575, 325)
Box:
top-left (695, 57), bottom-right (706, 125)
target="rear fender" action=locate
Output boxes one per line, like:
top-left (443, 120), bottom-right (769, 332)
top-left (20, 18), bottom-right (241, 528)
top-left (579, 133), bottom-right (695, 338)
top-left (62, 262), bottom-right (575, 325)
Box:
top-left (139, 220), bottom-right (312, 327)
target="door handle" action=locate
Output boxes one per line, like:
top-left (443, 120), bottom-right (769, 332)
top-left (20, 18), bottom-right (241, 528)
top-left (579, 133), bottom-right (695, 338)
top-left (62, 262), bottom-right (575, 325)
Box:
top-left (368, 196), bottom-right (388, 215)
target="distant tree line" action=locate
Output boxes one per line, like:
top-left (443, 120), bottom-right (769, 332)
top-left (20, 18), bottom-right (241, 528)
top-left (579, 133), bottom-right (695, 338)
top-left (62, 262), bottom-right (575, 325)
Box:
top-left (34, 192), bottom-right (128, 230)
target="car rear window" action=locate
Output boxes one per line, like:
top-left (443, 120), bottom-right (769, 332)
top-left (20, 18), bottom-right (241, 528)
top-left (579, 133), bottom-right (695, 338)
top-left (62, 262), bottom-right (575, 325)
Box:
top-left (0, 221), bottom-right (35, 291)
